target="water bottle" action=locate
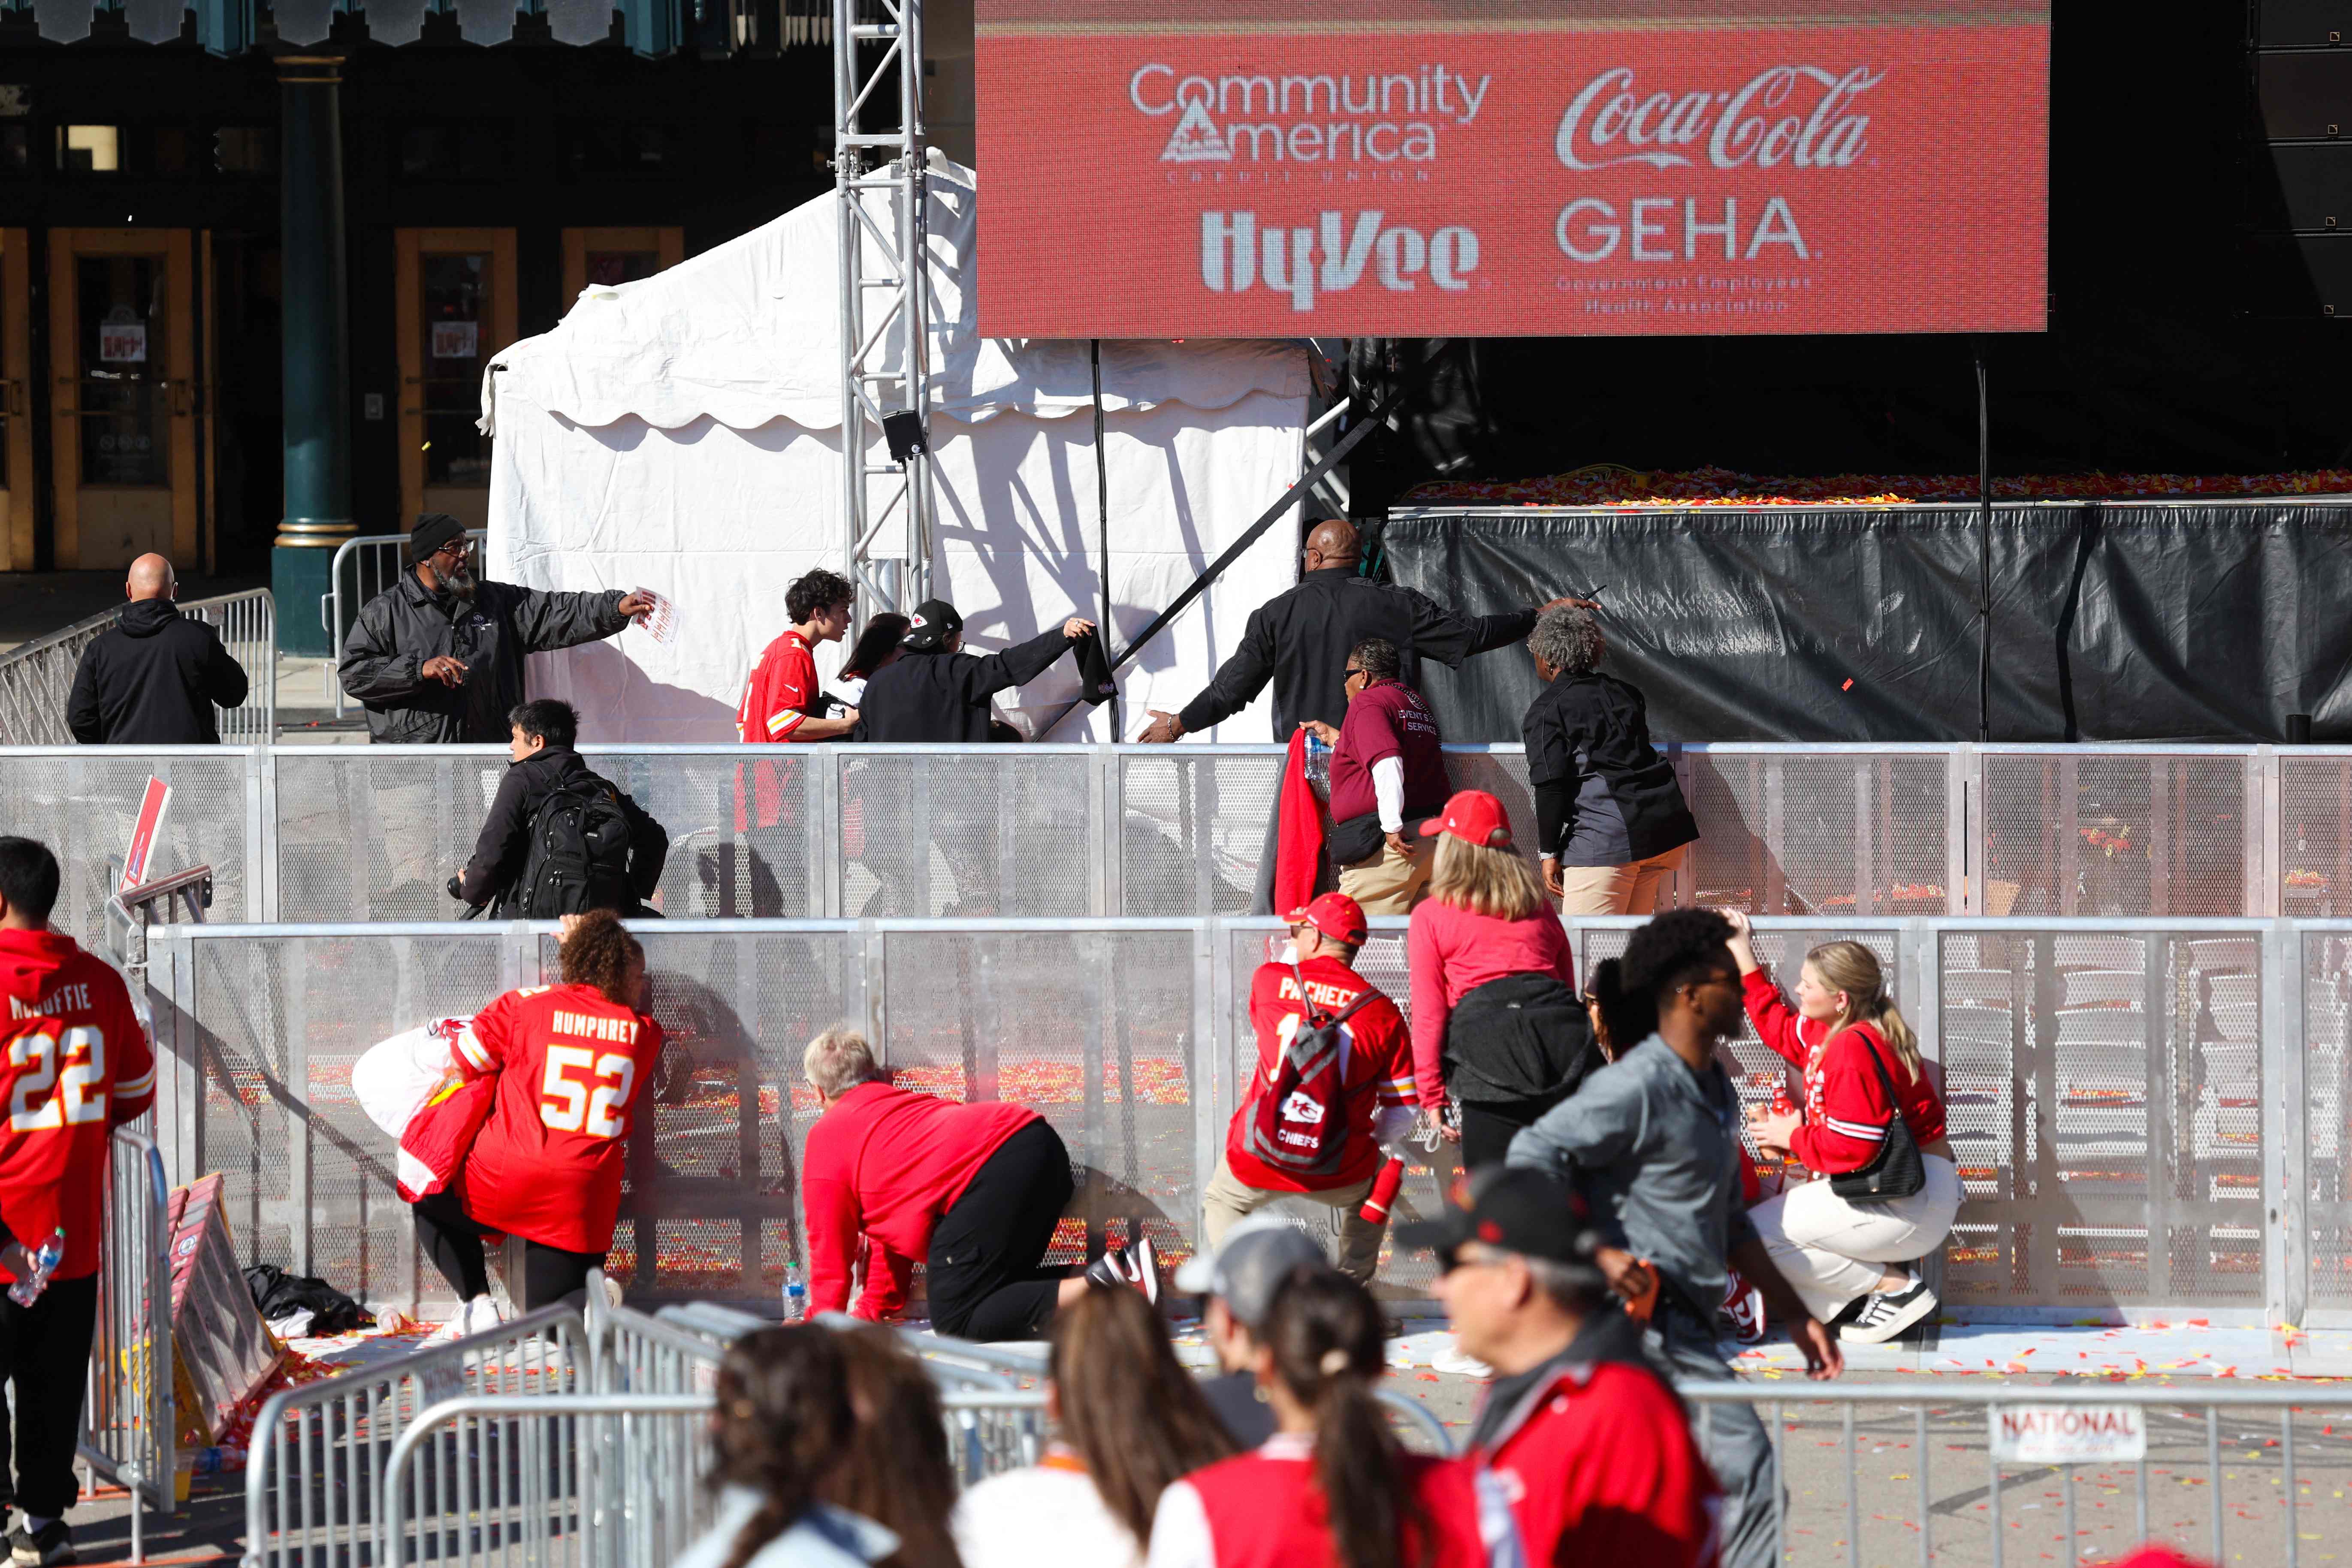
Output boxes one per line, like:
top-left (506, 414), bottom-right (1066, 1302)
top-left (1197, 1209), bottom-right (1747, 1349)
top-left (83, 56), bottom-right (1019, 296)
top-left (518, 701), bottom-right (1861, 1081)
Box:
top-left (1301, 731), bottom-right (1331, 796)
top-left (8, 1228), bottom-right (63, 1309)
top-left (782, 1264), bottom-right (807, 1323)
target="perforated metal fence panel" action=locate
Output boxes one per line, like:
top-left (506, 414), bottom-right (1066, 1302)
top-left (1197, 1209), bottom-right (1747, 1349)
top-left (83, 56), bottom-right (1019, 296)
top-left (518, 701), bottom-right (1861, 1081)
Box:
top-left (1677, 751), bottom-right (1959, 916)
top-left (2281, 754), bottom-right (2352, 919)
top-left (0, 747), bottom-right (253, 950)
top-left (1979, 750), bottom-right (2255, 918)
top-left (1935, 925), bottom-right (2266, 1313)
top-left (2303, 928), bottom-right (2352, 1311)
top-left (840, 751), bottom-right (1099, 918)
top-left (1116, 749), bottom-right (1282, 917)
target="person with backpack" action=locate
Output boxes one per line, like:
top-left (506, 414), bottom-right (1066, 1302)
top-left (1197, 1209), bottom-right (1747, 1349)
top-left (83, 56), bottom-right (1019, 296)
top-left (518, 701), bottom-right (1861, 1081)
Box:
top-left (1199, 893), bottom-right (1416, 1285)
top-left (453, 699), bottom-right (669, 918)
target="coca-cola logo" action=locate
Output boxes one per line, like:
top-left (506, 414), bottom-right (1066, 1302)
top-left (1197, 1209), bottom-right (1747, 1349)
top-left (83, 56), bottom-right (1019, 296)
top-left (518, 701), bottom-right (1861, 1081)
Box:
top-left (1555, 64), bottom-right (1881, 172)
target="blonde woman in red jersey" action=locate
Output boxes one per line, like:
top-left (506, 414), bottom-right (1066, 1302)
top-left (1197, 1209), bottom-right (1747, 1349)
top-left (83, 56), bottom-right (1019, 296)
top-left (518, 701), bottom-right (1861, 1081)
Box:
top-left (1146, 1271), bottom-right (1524, 1568)
top-left (413, 910), bottom-right (666, 1337)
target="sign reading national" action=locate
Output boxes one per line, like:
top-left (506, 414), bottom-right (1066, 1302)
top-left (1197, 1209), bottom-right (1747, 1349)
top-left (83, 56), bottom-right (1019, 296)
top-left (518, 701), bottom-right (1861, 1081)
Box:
top-left (1987, 1404), bottom-right (2148, 1465)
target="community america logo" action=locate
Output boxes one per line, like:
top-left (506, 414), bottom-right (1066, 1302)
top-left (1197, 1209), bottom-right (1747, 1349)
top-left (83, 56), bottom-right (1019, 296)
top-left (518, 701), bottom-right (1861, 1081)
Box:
top-left (1163, 99), bottom-right (1229, 163)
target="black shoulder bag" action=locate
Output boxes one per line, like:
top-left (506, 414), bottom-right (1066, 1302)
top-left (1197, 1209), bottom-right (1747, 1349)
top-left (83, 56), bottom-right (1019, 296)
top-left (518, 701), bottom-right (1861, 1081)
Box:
top-left (1827, 1037), bottom-right (1926, 1200)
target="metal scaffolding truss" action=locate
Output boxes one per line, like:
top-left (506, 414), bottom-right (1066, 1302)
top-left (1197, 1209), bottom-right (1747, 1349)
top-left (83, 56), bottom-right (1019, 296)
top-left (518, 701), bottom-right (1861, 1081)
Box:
top-left (833, 0), bottom-right (935, 615)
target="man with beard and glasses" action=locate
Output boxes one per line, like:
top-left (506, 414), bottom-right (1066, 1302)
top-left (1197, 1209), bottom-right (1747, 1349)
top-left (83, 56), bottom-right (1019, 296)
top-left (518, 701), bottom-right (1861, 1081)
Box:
top-left (338, 514), bottom-right (654, 745)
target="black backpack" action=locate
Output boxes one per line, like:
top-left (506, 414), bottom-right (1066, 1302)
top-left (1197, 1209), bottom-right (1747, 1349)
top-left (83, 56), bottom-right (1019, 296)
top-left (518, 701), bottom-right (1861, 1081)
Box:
top-left (515, 774), bottom-right (637, 917)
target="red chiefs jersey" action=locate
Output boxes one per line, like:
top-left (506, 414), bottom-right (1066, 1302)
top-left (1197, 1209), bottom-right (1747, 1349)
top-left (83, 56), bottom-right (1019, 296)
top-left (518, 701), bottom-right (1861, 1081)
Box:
top-left (736, 629), bottom-right (821, 743)
top-left (1169, 1438), bottom-right (1515, 1568)
top-left (1478, 1359), bottom-right (1721, 1568)
top-left (1741, 970), bottom-right (1946, 1175)
top-left (1226, 956), bottom-right (1414, 1193)
top-left (0, 929), bottom-right (154, 1281)
top-left (452, 982), bottom-right (664, 1253)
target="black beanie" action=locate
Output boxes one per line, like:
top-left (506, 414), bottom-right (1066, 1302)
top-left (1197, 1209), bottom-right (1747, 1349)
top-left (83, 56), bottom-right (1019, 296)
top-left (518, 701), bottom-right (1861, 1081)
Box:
top-left (411, 513), bottom-right (467, 560)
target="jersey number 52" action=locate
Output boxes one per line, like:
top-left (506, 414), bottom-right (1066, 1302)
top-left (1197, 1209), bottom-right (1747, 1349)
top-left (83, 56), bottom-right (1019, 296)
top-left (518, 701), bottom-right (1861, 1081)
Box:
top-left (539, 1046), bottom-right (635, 1139)
top-left (9, 1027), bottom-right (107, 1131)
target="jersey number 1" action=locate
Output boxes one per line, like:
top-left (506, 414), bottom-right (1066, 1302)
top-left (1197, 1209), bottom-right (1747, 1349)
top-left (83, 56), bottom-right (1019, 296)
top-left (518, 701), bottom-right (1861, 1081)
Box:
top-left (540, 1046), bottom-right (635, 1139)
top-left (9, 1027), bottom-right (107, 1132)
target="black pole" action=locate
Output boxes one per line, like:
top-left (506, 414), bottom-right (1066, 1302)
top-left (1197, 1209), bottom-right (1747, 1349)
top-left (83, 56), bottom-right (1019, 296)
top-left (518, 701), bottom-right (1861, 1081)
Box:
top-left (1976, 342), bottom-right (1991, 743)
top-left (1092, 339), bottom-right (1119, 736)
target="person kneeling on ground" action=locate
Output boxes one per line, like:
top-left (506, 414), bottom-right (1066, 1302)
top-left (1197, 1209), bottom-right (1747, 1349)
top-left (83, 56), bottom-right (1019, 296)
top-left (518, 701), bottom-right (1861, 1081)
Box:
top-left (452, 698), bottom-right (668, 918)
top-left (674, 1325), bottom-right (899, 1568)
top-left (854, 598), bottom-right (1094, 742)
top-left (1199, 893), bottom-right (1415, 1285)
top-left (1724, 911), bottom-right (1956, 1344)
top-left (1507, 908), bottom-right (1840, 1568)
top-left (956, 1281), bottom-right (1236, 1568)
top-left (1173, 1215), bottom-right (1339, 1449)
top-left (1145, 1269), bottom-right (1524, 1568)
top-left (1407, 1166), bottom-right (1720, 1568)
top-left (800, 1028), bottom-right (1155, 1339)
top-left (412, 910), bottom-right (667, 1335)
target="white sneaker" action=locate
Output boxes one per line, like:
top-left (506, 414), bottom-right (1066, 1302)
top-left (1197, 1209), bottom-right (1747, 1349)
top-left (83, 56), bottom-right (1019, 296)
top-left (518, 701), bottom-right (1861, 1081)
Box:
top-left (428, 1294), bottom-right (503, 1344)
top-left (1431, 1338), bottom-right (1492, 1378)
top-left (602, 1275), bottom-right (625, 1311)
top-left (1839, 1277), bottom-right (1938, 1344)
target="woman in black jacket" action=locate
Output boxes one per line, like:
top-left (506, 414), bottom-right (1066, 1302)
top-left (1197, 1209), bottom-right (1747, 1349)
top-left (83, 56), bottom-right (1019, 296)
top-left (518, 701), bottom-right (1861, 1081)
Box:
top-left (1521, 603), bottom-right (1699, 916)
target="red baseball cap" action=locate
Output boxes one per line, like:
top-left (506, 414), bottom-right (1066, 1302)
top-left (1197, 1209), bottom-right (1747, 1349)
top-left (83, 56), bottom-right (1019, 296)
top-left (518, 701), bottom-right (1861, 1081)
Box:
top-left (1285, 891), bottom-right (1368, 946)
top-left (1419, 788), bottom-right (1513, 849)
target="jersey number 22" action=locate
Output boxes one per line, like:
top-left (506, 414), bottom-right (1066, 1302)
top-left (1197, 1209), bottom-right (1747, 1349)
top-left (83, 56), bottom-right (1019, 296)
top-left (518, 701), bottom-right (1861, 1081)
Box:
top-left (8, 1027), bottom-right (107, 1131)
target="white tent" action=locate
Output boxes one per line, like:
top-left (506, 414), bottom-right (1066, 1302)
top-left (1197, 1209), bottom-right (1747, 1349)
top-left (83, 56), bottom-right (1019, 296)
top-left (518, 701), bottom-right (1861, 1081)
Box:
top-left (481, 154), bottom-right (1307, 743)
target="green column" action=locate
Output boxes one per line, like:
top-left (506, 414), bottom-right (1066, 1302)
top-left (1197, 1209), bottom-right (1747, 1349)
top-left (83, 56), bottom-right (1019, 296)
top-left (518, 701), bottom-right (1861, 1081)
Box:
top-left (272, 54), bottom-right (354, 657)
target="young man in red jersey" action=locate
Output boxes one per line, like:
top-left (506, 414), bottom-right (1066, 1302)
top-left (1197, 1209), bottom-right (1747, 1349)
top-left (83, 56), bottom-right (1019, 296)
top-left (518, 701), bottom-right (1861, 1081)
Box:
top-left (0, 837), bottom-right (155, 1567)
top-left (1199, 892), bottom-right (1416, 1284)
top-left (737, 569), bottom-right (861, 743)
top-left (1406, 1167), bottom-right (1721, 1568)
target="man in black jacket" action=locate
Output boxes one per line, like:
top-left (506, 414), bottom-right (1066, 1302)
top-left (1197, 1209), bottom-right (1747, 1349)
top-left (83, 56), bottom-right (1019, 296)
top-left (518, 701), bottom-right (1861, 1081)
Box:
top-left (1137, 518), bottom-right (1570, 742)
top-left (337, 514), bottom-right (653, 744)
top-left (453, 699), bottom-right (667, 916)
top-left (854, 599), bottom-right (1095, 742)
top-left (66, 554), bottom-right (248, 745)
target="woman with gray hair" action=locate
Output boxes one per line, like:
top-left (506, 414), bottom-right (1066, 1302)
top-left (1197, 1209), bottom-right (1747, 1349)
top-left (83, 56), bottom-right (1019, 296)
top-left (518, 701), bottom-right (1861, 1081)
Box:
top-left (1521, 604), bottom-right (1699, 915)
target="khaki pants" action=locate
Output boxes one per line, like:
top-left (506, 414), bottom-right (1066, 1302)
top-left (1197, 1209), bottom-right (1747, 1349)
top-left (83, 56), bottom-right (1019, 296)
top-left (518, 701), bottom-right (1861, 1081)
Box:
top-left (1555, 842), bottom-right (1689, 916)
top-left (1336, 835), bottom-right (1434, 916)
top-left (1200, 1156), bottom-right (1385, 1284)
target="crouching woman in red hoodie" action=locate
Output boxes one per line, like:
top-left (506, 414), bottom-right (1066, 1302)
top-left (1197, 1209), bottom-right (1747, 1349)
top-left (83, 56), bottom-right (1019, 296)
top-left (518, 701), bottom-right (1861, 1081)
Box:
top-left (1145, 1270), bottom-right (1523, 1568)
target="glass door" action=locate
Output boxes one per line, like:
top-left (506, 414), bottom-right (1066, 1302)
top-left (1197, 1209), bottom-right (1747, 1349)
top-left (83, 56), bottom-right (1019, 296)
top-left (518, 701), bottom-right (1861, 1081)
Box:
top-left (0, 230), bottom-right (30, 572)
top-left (396, 228), bottom-right (516, 532)
top-left (560, 226), bottom-right (683, 311)
top-left (46, 229), bottom-right (197, 569)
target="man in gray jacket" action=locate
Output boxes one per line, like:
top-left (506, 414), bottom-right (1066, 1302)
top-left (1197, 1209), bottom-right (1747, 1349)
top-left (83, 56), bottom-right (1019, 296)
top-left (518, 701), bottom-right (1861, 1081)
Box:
top-left (337, 514), bottom-right (652, 744)
top-left (1508, 907), bottom-right (1840, 1568)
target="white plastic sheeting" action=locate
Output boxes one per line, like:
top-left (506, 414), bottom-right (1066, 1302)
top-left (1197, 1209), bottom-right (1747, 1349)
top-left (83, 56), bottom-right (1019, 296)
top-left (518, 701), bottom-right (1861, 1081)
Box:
top-left (483, 156), bottom-right (1309, 743)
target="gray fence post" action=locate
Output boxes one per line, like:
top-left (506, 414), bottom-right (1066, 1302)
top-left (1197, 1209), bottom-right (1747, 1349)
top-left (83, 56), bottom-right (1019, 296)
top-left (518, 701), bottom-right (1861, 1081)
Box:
top-left (2253, 746), bottom-right (2283, 920)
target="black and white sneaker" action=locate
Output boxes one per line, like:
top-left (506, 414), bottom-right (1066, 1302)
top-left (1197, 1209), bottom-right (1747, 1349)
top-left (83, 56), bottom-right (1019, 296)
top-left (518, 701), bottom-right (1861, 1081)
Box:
top-left (1127, 1236), bottom-right (1160, 1306)
top-left (1084, 1249), bottom-right (1135, 1292)
top-left (10, 1518), bottom-right (74, 1567)
top-left (1839, 1277), bottom-right (1938, 1344)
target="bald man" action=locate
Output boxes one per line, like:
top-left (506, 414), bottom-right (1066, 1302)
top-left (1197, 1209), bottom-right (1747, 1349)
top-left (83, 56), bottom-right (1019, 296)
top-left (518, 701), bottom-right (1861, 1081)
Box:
top-left (1138, 519), bottom-right (1569, 742)
top-left (67, 554), bottom-right (249, 745)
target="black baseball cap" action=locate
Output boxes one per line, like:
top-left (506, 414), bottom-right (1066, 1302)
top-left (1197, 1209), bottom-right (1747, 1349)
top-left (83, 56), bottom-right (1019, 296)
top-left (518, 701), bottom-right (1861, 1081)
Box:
top-left (902, 599), bottom-right (962, 652)
top-left (1396, 1165), bottom-right (1603, 1269)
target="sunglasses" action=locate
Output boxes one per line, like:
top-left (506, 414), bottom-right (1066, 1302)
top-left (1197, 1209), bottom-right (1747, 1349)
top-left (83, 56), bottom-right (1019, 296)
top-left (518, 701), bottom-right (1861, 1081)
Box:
top-left (1343, 666), bottom-right (1367, 683)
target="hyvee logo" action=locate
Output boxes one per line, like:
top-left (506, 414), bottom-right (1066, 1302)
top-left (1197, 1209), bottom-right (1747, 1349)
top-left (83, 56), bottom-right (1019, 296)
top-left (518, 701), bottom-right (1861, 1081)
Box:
top-left (1555, 64), bottom-right (1881, 172)
top-left (1131, 63), bottom-right (1492, 165)
top-left (1202, 210), bottom-right (1479, 310)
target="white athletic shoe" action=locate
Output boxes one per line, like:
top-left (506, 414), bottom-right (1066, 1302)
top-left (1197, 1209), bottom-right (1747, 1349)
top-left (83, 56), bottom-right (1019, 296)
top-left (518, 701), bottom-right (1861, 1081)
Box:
top-left (1127, 1236), bottom-right (1160, 1306)
top-left (1839, 1277), bottom-right (1938, 1344)
top-left (1431, 1338), bottom-right (1493, 1378)
top-left (428, 1294), bottom-right (504, 1345)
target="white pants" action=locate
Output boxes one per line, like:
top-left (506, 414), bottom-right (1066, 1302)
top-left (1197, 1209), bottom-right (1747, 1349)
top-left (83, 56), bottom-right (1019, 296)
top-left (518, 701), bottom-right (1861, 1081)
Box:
top-left (1747, 1155), bottom-right (1962, 1321)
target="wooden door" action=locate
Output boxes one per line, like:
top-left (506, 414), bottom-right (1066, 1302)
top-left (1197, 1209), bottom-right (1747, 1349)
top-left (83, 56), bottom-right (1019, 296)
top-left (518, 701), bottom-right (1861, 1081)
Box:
top-left (0, 230), bottom-right (31, 572)
top-left (560, 226), bottom-right (684, 311)
top-left (396, 227), bottom-right (516, 532)
top-left (47, 228), bottom-right (197, 570)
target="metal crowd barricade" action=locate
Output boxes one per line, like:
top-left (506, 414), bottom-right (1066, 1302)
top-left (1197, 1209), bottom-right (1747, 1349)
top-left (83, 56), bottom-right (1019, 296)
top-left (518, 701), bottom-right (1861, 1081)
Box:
top-left (0, 589), bottom-right (274, 746)
top-left (78, 1128), bottom-right (173, 1563)
top-left (1681, 1379), bottom-right (2328, 1568)
top-left (324, 531), bottom-right (482, 718)
top-left (241, 1305), bottom-right (588, 1568)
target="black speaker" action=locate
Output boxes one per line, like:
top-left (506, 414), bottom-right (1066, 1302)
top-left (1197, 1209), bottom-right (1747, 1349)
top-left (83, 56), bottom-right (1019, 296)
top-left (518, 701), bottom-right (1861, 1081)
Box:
top-left (2247, 3), bottom-right (2352, 313)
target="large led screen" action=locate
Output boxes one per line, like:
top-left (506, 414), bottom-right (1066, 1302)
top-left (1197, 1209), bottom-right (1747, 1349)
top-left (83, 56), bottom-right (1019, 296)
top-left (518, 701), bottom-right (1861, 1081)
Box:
top-left (974, 1), bottom-right (2050, 338)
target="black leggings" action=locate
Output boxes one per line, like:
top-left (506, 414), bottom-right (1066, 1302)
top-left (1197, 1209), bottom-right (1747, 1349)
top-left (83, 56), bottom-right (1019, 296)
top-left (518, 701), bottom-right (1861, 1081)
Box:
top-left (413, 1191), bottom-right (607, 1312)
top-left (1459, 1092), bottom-right (1574, 1174)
